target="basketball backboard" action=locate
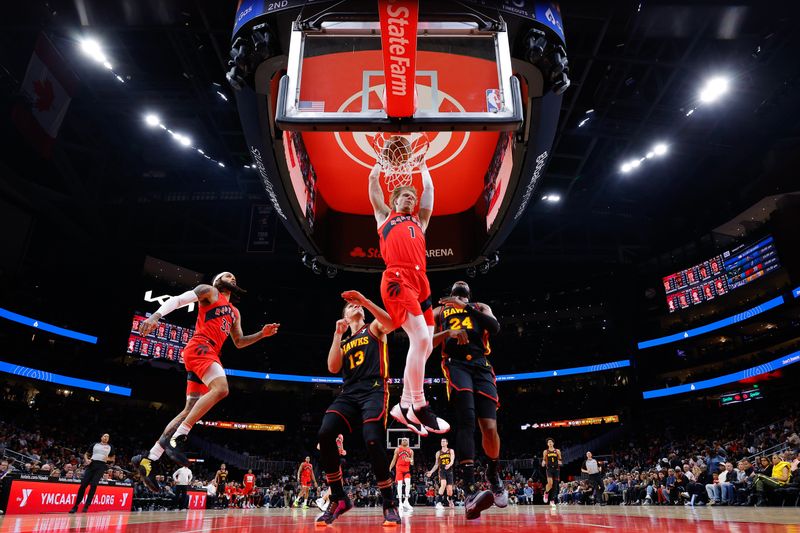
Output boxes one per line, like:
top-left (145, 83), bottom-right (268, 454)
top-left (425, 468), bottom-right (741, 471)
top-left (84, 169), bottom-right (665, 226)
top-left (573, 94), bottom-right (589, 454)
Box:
top-left (276, 19), bottom-right (522, 132)
top-left (387, 428), bottom-right (421, 449)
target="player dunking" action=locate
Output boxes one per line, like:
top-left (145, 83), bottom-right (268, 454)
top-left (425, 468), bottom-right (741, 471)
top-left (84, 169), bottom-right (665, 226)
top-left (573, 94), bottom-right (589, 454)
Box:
top-left (389, 437), bottom-right (414, 512)
top-left (434, 281), bottom-right (506, 519)
top-left (426, 438), bottom-right (455, 509)
top-left (294, 457), bottom-right (317, 508)
top-left (368, 148), bottom-right (448, 436)
top-left (542, 438), bottom-right (562, 506)
top-left (134, 272), bottom-right (279, 489)
top-left (315, 291), bottom-right (401, 526)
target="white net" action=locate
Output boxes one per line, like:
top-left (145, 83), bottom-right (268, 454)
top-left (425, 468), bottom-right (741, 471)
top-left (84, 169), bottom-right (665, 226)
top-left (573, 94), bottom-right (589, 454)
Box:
top-left (372, 133), bottom-right (430, 191)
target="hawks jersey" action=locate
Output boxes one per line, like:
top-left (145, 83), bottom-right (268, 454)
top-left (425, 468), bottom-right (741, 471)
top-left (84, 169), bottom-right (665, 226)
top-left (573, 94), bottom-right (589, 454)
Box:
top-left (185, 291), bottom-right (238, 355)
top-left (340, 323), bottom-right (389, 389)
top-left (397, 447), bottom-right (413, 470)
top-left (378, 211), bottom-right (427, 270)
top-left (439, 305), bottom-right (491, 363)
top-left (545, 449), bottom-right (560, 469)
top-left (438, 450), bottom-right (453, 469)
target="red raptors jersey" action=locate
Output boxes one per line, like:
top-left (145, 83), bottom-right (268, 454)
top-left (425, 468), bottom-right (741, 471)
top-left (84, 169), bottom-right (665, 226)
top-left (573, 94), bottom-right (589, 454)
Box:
top-left (185, 292), bottom-right (239, 355)
top-left (300, 462), bottom-right (313, 479)
top-left (397, 447), bottom-right (412, 470)
top-left (244, 474), bottom-right (255, 487)
top-left (378, 212), bottom-right (427, 270)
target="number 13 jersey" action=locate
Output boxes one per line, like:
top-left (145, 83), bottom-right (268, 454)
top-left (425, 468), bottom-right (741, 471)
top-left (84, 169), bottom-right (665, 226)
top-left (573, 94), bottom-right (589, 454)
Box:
top-left (340, 324), bottom-right (389, 390)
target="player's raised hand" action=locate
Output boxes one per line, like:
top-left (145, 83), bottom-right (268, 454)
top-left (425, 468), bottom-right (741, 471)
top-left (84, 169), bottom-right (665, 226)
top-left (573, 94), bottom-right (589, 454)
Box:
top-left (438, 296), bottom-right (468, 309)
top-left (334, 319), bottom-right (349, 335)
top-left (261, 323), bottom-right (280, 337)
top-left (341, 290), bottom-right (367, 306)
top-left (447, 330), bottom-right (469, 345)
top-left (138, 316), bottom-right (159, 337)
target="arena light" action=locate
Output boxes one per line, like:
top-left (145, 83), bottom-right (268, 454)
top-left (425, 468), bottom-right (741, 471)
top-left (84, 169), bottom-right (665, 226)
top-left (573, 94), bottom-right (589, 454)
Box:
top-left (174, 133), bottom-right (192, 147)
top-left (620, 162), bottom-right (633, 173)
top-left (216, 90), bottom-right (229, 102)
top-left (541, 194), bottom-right (561, 203)
top-left (79, 37), bottom-right (107, 63)
top-left (699, 76), bottom-right (730, 103)
top-left (653, 143), bottom-right (668, 156)
top-left (144, 113), bottom-right (161, 128)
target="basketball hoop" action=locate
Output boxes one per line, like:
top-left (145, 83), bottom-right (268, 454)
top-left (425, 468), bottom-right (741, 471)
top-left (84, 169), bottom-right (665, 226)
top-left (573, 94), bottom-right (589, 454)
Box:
top-left (372, 132), bottom-right (430, 191)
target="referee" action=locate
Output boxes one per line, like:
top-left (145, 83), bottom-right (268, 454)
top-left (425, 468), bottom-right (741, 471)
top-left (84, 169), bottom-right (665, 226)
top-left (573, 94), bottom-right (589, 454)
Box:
top-left (581, 451), bottom-right (602, 504)
top-left (69, 433), bottom-right (115, 513)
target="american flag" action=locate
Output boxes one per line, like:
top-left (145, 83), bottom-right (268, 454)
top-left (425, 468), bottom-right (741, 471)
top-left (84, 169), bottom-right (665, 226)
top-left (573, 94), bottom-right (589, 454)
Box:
top-left (298, 100), bottom-right (325, 112)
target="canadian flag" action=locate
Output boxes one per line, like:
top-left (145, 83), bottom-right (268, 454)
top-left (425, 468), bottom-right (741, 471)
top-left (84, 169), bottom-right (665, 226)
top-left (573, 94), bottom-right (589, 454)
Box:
top-left (11, 33), bottom-right (80, 157)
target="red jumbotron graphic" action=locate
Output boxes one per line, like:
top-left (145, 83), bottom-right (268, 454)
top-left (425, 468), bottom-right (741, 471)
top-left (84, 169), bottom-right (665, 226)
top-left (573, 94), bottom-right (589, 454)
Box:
top-left (378, 0), bottom-right (419, 117)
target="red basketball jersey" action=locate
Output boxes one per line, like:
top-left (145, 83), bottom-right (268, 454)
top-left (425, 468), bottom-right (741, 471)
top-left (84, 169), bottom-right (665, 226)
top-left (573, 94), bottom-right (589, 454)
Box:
top-left (244, 474), bottom-right (255, 487)
top-left (185, 292), bottom-right (239, 356)
top-left (397, 447), bottom-right (412, 470)
top-left (378, 211), bottom-right (427, 270)
top-left (300, 462), bottom-right (313, 478)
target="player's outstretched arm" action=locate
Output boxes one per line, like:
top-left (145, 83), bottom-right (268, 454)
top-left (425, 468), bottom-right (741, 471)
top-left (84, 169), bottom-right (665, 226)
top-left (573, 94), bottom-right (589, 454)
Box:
top-left (328, 319), bottom-right (348, 374)
top-left (369, 163), bottom-right (390, 226)
top-left (341, 290), bottom-right (394, 335)
top-left (418, 160), bottom-right (434, 231)
top-left (138, 286), bottom-right (211, 336)
top-left (230, 311), bottom-right (280, 349)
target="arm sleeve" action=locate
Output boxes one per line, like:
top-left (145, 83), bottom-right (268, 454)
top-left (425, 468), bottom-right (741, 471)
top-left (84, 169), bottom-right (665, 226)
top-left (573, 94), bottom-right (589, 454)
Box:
top-left (466, 304), bottom-right (500, 335)
top-left (420, 166), bottom-right (434, 211)
top-left (154, 290), bottom-right (199, 318)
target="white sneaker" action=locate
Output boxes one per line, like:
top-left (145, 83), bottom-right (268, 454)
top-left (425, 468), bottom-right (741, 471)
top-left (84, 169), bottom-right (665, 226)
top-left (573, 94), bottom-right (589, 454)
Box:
top-left (402, 501), bottom-right (414, 512)
top-left (435, 502), bottom-right (444, 510)
top-left (550, 501), bottom-right (557, 507)
top-left (315, 498), bottom-right (327, 510)
top-left (543, 492), bottom-right (549, 504)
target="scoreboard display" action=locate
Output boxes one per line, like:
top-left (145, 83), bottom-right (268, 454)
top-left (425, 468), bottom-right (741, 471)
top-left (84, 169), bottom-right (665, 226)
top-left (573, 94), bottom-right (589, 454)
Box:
top-left (126, 312), bottom-right (194, 364)
top-left (719, 387), bottom-right (763, 406)
top-left (663, 235), bottom-right (781, 313)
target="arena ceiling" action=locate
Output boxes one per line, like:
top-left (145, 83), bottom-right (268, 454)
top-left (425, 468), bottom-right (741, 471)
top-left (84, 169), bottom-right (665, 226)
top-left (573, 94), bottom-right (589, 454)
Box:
top-left (1, 0), bottom-right (799, 281)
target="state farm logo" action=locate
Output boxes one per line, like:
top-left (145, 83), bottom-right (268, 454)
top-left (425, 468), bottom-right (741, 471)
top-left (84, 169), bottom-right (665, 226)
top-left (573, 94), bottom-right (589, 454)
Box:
top-left (333, 81), bottom-right (470, 173)
top-left (348, 246), bottom-right (453, 259)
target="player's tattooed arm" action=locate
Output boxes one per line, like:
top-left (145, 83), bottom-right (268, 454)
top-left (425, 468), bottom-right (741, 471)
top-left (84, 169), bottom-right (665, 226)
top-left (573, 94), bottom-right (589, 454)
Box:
top-left (369, 163), bottom-right (390, 225)
top-left (328, 319), bottom-right (348, 373)
top-left (193, 284), bottom-right (218, 306)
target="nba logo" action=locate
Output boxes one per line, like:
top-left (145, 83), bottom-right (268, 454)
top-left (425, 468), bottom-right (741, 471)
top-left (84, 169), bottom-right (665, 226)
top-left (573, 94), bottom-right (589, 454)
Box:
top-left (486, 89), bottom-right (501, 113)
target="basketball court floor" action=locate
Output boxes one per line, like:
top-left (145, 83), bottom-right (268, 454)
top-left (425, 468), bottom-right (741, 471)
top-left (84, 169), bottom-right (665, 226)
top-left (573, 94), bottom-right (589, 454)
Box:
top-left (2, 506), bottom-right (799, 533)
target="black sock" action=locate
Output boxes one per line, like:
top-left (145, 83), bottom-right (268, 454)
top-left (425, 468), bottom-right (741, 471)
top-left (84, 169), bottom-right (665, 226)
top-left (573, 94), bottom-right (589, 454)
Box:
top-left (487, 458), bottom-right (499, 484)
top-left (462, 463), bottom-right (476, 493)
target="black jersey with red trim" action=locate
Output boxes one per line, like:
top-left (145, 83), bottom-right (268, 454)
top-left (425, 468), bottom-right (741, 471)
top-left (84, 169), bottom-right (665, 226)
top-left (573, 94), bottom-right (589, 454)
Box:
top-left (340, 323), bottom-right (388, 389)
top-left (438, 449), bottom-right (453, 468)
top-left (438, 305), bottom-right (491, 364)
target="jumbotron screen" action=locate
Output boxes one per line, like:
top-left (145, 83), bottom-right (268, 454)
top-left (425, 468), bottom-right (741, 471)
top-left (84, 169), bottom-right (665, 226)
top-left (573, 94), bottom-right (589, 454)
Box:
top-left (126, 312), bottom-right (193, 364)
top-left (663, 235), bottom-right (781, 313)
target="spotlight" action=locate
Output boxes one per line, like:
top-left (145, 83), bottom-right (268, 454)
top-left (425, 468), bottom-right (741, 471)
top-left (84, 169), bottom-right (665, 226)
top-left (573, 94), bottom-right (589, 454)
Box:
top-left (699, 76), bottom-right (730, 103)
top-left (645, 151), bottom-right (655, 159)
top-left (326, 266), bottom-right (338, 279)
top-left (620, 162), bottom-right (633, 173)
top-left (79, 38), bottom-right (106, 63)
top-left (173, 134), bottom-right (191, 147)
top-left (629, 159), bottom-right (641, 169)
top-left (466, 266), bottom-right (477, 278)
top-left (144, 114), bottom-right (160, 127)
top-left (102, 61), bottom-right (113, 70)
top-left (218, 162), bottom-right (225, 167)
top-left (653, 143), bottom-right (668, 156)
top-left (216, 90), bottom-right (229, 102)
